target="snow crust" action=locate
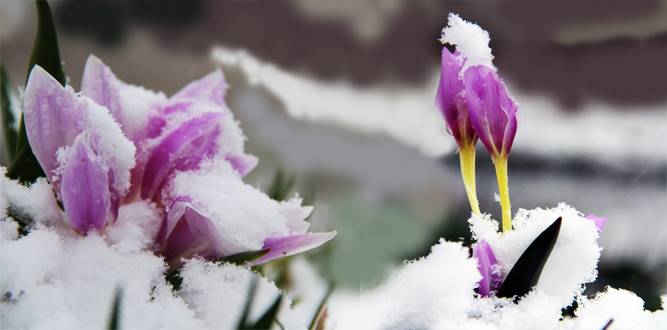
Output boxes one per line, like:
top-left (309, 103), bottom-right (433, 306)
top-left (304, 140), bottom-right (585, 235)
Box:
top-left (440, 13), bottom-right (495, 71)
top-left (166, 160), bottom-right (297, 255)
top-left (335, 204), bottom-right (665, 330)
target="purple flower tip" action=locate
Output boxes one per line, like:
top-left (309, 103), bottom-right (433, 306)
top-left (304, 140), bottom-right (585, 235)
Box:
top-left (464, 65), bottom-right (518, 159)
top-left (585, 214), bottom-right (607, 233)
top-left (473, 240), bottom-right (503, 297)
top-left (436, 48), bottom-right (477, 148)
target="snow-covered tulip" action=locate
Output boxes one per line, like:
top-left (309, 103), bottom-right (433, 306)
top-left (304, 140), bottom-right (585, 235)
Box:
top-left (464, 66), bottom-right (518, 233)
top-left (473, 240), bottom-right (502, 297)
top-left (157, 160), bottom-right (336, 268)
top-left (436, 48), bottom-right (480, 215)
top-left (23, 66), bottom-right (136, 233)
top-left (585, 214), bottom-right (606, 233)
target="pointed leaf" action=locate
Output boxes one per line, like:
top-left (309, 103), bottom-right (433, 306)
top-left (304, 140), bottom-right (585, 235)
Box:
top-left (244, 295), bottom-right (283, 330)
top-left (496, 217), bottom-right (562, 299)
top-left (236, 277), bottom-right (259, 330)
top-left (309, 283), bottom-right (335, 330)
top-left (216, 249), bottom-right (270, 266)
top-left (1, 65), bottom-right (17, 163)
top-left (107, 287), bottom-right (122, 330)
top-left (9, 0), bottom-right (65, 182)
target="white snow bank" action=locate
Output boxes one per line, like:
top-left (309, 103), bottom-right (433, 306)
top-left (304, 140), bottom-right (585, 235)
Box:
top-left (0, 224), bottom-right (301, 329)
top-left (334, 204), bottom-right (664, 330)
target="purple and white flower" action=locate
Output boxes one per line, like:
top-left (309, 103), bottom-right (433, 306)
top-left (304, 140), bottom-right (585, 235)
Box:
top-left (21, 56), bottom-right (335, 265)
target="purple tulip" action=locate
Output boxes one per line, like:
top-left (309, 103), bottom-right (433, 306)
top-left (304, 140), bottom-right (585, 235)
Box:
top-left (463, 66), bottom-right (518, 159)
top-left (436, 48), bottom-right (476, 149)
top-left (22, 56), bottom-right (333, 265)
top-left (585, 214), bottom-right (606, 233)
top-left (158, 197), bottom-right (336, 268)
top-left (473, 240), bottom-right (503, 297)
top-left (23, 66), bottom-right (136, 233)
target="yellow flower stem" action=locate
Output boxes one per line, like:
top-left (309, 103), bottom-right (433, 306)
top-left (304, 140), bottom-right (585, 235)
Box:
top-left (493, 156), bottom-right (512, 232)
top-left (458, 146), bottom-right (480, 215)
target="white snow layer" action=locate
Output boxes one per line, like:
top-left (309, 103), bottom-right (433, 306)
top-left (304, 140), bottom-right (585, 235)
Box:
top-left (0, 223), bottom-right (304, 329)
top-left (334, 204), bottom-right (665, 330)
top-left (440, 13), bottom-right (496, 71)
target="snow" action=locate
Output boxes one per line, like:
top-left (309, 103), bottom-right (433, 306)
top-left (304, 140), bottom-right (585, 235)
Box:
top-left (105, 200), bottom-right (162, 252)
top-left (1, 168), bottom-right (63, 226)
top-left (166, 160), bottom-right (292, 255)
top-left (333, 204), bottom-right (664, 329)
top-left (440, 13), bottom-right (496, 71)
top-left (469, 203), bottom-right (601, 308)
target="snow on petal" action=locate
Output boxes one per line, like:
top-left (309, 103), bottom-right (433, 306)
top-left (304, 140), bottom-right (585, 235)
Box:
top-left (436, 48), bottom-right (476, 148)
top-left (81, 55), bottom-right (167, 143)
top-left (58, 133), bottom-right (113, 233)
top-left (440, 13), bottom-right (495, 71)
top-left (141, 112), bottom-right (223, 200)
top-left (23, 66), bottom-right (88, 180)
top-left (171, 69), bottom-right (227, 106)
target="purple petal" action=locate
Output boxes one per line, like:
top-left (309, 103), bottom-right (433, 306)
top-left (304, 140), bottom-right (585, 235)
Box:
top-left (158, 200), bottom-right (224, 267)
top-left (473, 240), bottom-right (501, 297)
top-left (225, 153), bottom-right (258, 177)
top-left (81, 55), bottom-right (166, 143)
top-left (585, 214), bottom-right (606, 233)
top-left (172, 70), bottom-right (227, 106)
top-left (251, 232), bottom-right (337, 265)
top-left (463, 65), bottom-right (518, 157)
top-left (23, 66), bottom-right (87, 181)
top-left (59, 133), bottom-right (113, 233)
top-left (141, 112), bottom-right (223, 200)
top-left (436, 48), bottom-right (476, 147)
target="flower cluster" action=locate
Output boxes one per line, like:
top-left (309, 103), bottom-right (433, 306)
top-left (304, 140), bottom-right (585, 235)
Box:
top-left (436, 14), bottom-right (518, 231)
top-left (20, 56), bottom-right (334, 267)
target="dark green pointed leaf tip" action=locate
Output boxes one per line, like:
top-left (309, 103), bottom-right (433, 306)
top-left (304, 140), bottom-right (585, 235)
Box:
top-left (107, 287), bottom-right (123, 330)
top-left (216, 248), bottom-right (270, 266)
top-left (243, 295), bottom-right (283, 330)
top-left (496, 217), bottom-right (562, 300)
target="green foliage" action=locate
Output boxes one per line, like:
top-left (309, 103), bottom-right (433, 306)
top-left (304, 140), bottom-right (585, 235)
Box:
top-left (1, 65), bottom-right (17, 163)
top-left (308, 283), bottom-right (335, 330)
top-left (496, 217), bottom-right (562, 299)
top-left (107, 287), bottom-right (123, 330)
top-left (267, 169), bottom-right (296, 202)
top-left (8, 0), bottom-right (65, 183)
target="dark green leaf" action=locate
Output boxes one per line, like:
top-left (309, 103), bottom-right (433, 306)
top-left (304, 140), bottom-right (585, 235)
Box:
top-left (215, 248), bottom-right (270, 266)
top-left (165, 269), bottom-right (183, 291)
top-left (236, 277), bottom-right (259, 329)
top-left (267, 169), bottom-right (296, 201)
top-left (1, 65), bottom-right (17, 163)
top-left (107, 287), bottom-right (122, 330)
top-left (309, 282), bottom-right (335, 330)
top-left (601, 319), bottom-right (614, 330)
top-left (8, 0), bottom-right (65, 183)
top-left (496, 217), bottom-right (562, 299)
top-left (243, 295), bottom-right (283, 330)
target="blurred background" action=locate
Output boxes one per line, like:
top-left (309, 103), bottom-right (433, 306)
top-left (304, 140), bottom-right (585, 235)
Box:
top-left (1, 0), bottom-right (665, 310)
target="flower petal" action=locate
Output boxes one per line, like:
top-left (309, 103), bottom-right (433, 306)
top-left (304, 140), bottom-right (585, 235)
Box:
top-left (59, 133), bottom-right (113, 233)
top-left (473, 240), bottom-right (501, 297)
top-left (463, 65), bottom-right (518, 157)
top-left (585, 214), bottom-right (606, 233)
top-left (158, 200), bottom-right (224, 267)
top-left (172, 69), bottom-right (227, 106)
top-left (81, 55), bottom-right (166, 143)
top-left (141, 112), bottom-right (223, 200)
top-left (252, 232), bottom-right (337, 265)
top-left (436, 48), bottom-right (476, 147)
top-left (23, 66), bottom-right (87, 180)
